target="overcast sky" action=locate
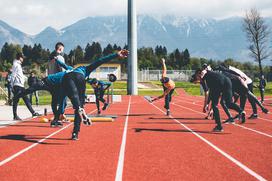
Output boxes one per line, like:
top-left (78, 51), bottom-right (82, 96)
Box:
top-left (0, 0), bottom-right (272, 35)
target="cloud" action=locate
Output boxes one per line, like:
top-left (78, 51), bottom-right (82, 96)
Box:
top-left (0, 0), bottom-right (271, 35)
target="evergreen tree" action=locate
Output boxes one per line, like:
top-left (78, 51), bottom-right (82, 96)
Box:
top-left (0, 43), bottom-right (21, 64)
top-left (68, 50), bottom-right (76, 65)
top-left (174, 49), bottom-right (181, 69)
top-left (113, 44), bottom-right (121, 51)
top-left (74, 46), bottom-right (84, 63)
top-left (182, 49), bottom-right (190, 67)
top-left (32, 44), bottom-right (43, 64)
top-left (94, 42), bottom-right (102, 59)
top-left (84, 43), bottom-right (92, 62)
top-left (103, 44), bottom-right (114, 55)
top-left (22, 45), bottom-right (33, 66)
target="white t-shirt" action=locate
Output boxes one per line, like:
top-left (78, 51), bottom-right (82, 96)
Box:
top-left (48, 55), bottom-right (65, 75)
top-left (11, 59), bottom-right (27, 88)
top-left (229, 66), bottom-right (252, 84)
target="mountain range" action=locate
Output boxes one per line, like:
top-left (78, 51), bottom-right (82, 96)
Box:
top-left (0, 15), bottom-right (272, 63)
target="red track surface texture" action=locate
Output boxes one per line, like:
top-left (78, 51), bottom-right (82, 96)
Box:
top-left (0, 89), bottom-right (271, 181)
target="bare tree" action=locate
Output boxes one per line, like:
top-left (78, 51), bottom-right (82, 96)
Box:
top-left (243, 8), bottom-right (270, 76)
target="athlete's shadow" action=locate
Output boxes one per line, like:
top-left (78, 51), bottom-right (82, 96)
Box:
top-left (133, 128), bottom-right (230, 135)
top-left (0, 134), bottom-right (69, 145)
top-left (122, 114), bottom-right (156, 117)
top-left (139, 121), bottom-right (213, 125)
top-left (10, 124), bottom-right (50, 128)
top-left (149, 117), bottom-right (211, 122)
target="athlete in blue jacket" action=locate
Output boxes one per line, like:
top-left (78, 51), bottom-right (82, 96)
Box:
top-left (88, 78), bottom-right (112, 115)
top-left (15, 50), bottom-right (128, 139)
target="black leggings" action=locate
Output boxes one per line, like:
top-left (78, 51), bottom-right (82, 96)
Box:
top-left (14, 78), bottom-right (61, 116)
top-left (232, 83), bottom-right (266, 114)
top-left (210, 78), bottom-right (242, 127)
top-left (247, 83), bottom-right (266, 114)
top-left (12, 86), bottom-right (35, 117)
top-left (163, 87), bottom-right (174, 110)
top-left (7, 85), bottom-right (12, 100)
top-left (95, 88), bottom-right (106, 110)
top-left (221, 79), bottom-right (248, 119)
top-left (62, 72), bottom-right (86, 133)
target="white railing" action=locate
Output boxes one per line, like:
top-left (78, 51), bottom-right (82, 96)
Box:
top-left (121, 70), bottom-right (195, 81)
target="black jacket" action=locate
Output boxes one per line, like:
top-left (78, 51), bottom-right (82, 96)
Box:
top-left (28, 76), bottom-right (38, 87)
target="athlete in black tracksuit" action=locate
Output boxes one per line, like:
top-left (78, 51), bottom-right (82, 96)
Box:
top-left (201, 70), bottom-right (245, 131)
top-left (56, 50), bottom-right (128, 140)
top-left (215, 65), bottom-right (268, 119)
top-left (219, 71), bottom-right (248, 123)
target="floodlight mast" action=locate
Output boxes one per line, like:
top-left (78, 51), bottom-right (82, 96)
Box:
top-left (127, 0), bottom-right (138, 95)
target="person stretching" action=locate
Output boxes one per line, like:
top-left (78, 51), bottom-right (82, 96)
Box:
top-left (88, 78), bottom-right (112, 115)
top-left (151, 58), bottom-right (175, 116)
top-left (191, 69), bottom-right (245, 132)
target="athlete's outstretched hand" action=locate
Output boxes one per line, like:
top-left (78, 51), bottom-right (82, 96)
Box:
top-left (118, 49), bottom-right (129, 58)
top-left (161, 58), bottom-right (166, 64)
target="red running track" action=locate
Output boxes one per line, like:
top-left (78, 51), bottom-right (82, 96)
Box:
top-left (0, 89), bottom-right (271, 180)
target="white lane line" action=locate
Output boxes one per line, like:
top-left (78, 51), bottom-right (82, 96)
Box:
top-left (0, 109), bottom-right (97, 167)
top-left (234, 124), bottom-right (272, 138)
top-left (175, 96), bottom-right (272, 118)
top-left (150, 101), bottom-right (267, 181)
top-left (172, 101), bottom-right (272, 138)
top-left (0, 123), bottom-right (73, 167)
top-left (0, 107), bottom-right (57, 129)
top-left (115, 96), bottom-right (132, 181)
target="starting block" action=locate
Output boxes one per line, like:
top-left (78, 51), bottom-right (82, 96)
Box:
top-left (65, 114), bottom-right (117, 122)
top-left (90, 117), bottom-right (113, 122)
top-left (67, 117), bottom-right (75, 122)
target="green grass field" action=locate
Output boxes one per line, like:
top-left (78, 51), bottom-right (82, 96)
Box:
top-left (14, 81), bottom-right (272, 105)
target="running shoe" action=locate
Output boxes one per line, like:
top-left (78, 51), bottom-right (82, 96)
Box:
top-left (248, 114), bottom-right (258, 119)
top-left (13, 115), bottom-right (22, 121)
top-left (223, 118), bottom-right (235, 124)
top-left (239, 111), bottom-right (246, 123)
top-left (212, 126), bottom-right (223, 132)
top-left (72, 132), bottom-right (79, 140)
top-left (32, 112), bottom-right (42, 118)
top-left (83, 118), bottom-right (92, 126)
top-left (102, 103), bottom-right (109, 110)
top-left (262, 108), bottom-right (269, 114)
top-left (50, 121), bottom-right (63, 127)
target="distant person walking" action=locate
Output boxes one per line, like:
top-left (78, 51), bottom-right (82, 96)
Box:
top-left (259, 75), bottom-right (266, 103)
top-left (5, 69), bottom-right (12, 105)
top-left (28, 71), bottom-right (39, 105)
top-left (11, 52), bottom-right (40, 120)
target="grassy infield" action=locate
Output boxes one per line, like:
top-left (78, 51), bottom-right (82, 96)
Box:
top-left (22, 81), bottom-right (272, 105)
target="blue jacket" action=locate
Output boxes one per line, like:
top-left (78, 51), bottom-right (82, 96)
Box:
top-left (46, 53), bottom-right (118, 84)
top-left (56, 53), bottom-right (118, 78)
top-left (87, 80), bottom-right (112, 91)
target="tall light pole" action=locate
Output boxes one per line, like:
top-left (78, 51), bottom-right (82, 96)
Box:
top-left (127, 0), bottom-right (138, 95)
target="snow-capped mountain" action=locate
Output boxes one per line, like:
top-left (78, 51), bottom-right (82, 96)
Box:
top-left (1, 15), bottom-right (272, 61)
top-left (0, 20), bottom-right (32, 46)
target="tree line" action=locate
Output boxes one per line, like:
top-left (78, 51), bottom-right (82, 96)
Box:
top-left (0, 42), bottom-right (271, 75)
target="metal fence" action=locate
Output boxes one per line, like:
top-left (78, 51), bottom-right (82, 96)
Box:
top-left (121, 70), bottom-right (195, 82)
top-left (137, 70), bottom-right (194, 82)
top-left (122, 69), bottom-right (272, 82)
